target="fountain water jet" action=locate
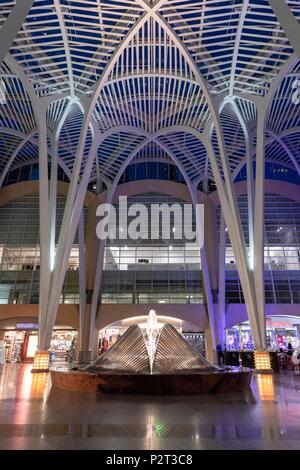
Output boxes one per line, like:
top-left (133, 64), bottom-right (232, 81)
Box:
top-left (145, 309), bottom-right (159, 374)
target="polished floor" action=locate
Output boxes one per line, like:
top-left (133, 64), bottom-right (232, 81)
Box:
top-left (1, 364), bottom-right (300, 450)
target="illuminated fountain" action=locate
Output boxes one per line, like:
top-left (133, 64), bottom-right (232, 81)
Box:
top-left (145, 309), bottom-right (159, 374)
top-left (50, 310), bottom-right (254, 394)
top-left (82, 309), bottom-right (219, 375)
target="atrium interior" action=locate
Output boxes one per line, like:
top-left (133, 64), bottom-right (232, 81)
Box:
top-left (0, 0), bottom-right (300, 452)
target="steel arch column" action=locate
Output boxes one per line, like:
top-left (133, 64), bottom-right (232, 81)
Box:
top-left (0, 1), bottom-right (34, 66)
top-left (268, 1), bottom-right (300, 58)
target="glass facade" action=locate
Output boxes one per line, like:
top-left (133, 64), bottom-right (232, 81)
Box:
top-left (0, 193), bottom-right (203, 305)
top-left (0, 192), bottom-right (299, 305)
top-left (119, 162), bottom-right (185, 185)
top-left (0, 196), bottom-right (82, 304)
top-left (220, 194), bottom-right (300, 304)
top-left (102, 193), bottom-right (203, 304)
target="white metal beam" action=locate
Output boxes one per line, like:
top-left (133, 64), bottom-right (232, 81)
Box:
top-left (0, 130), bottom-right (36, 187)
top-left (268, 0), bottom-right (300, 58)
top-left (0, 1), bottom-right (34, 66)
top-left (53, 0), bottom-right (75, 96)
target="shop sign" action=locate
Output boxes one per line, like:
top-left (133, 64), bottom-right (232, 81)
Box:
top-left (15, 322), bottom-right (38, 330)
top-left (266, 319), bottom-right (292, 329)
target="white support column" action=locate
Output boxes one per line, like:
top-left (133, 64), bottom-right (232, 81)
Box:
top-left (0, 1), bottom-right (34, 66)
top-left (231, 101), bottom-right (255, 268)
top-left (41, 136), bottom-right (100, 350)
top-left (218, 211), bottom-right (226, 347)
top-left (203, 136), bottom-right (263, 350)
top-left (37, 104), bottom-right (51, 350)
top-left (37, 101), bottom-right (74, 351)
top-left (253, 103), bottom-right (267, 350)
top-left (246, 130), bottom-right (255, 270)
top-left (78, 210), bottom-right (86, 352)
top-left (78, 196), bottom-right (101, 363)
top-left (49, 132), bottom-right (58, 274)
top-left (87, 185), bottom-right (114, 352)
top-left (88, 240), bottom-right (106, 352)
top-left (201, 249), bottom-right (217, 351)
top-left (268, 0), bottom-right (300, 58)
top-left (49, 100), bottom-right (73, 273)
top-left (195, 187), bottom-right (219, 351)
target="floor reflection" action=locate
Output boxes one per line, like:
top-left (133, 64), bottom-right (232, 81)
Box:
top-left (256, 374), bottom-right (275, 401)
top-left (1, 364), bottom-right (300, 450)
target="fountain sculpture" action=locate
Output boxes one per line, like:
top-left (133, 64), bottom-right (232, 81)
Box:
top-left (50, 310), bottom-right (254, 394)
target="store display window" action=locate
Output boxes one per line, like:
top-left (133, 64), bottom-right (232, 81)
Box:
top-left (182, 332), bottom-right (206, 357)
top-left (226, 316), bottom-right (300, 351)
top-left (3, 331), bottom-right (26, 362)
top-left (226, 328), bottom-right (240, 350)
top-left (50, 331), bottom-right (77, 364)
top-left (1, 327), bottom-right (77, 364)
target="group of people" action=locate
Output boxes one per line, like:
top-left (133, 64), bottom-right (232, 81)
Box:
top-left (216, 341), bottom-right (295, 366)
top-left (279, 342), bottom-right (294, 355)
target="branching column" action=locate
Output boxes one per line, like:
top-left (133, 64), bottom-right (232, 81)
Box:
top-left (0, 1), bottom-right (35, 66)
top-left (202, 197), bottom-right (225, 354)
top-left (78, 197), bottom-right (101, 363)
top-left (218, 211), bottom-right (226, 347)
top-left (37, 104), bottom-right (51, 352)
top-left (253, 103), bottom-right (268, 350)
top-left (268, 1), bottom-right (300, 58)
top-left (203, 130), bottom-right (263, 350)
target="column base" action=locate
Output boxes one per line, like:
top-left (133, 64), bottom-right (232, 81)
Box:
top-left (78, 350), bottom-right (93, 365)
top-left (31, 350), bottom-right (50, 373)
top-left (254, 351), bottom-right (273, 374)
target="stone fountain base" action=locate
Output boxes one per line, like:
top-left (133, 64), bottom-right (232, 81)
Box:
top-left (50, 367), bottom-right (253, 395)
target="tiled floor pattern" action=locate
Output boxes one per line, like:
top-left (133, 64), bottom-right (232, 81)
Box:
top-left (1, 364), bottom-right (300, 449)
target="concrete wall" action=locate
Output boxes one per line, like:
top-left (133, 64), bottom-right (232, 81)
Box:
top-left (0, 304), bottom-right (79, 330)
top-left (0, 181), bottom-right (96, 208)
top-left (96, 303), bottom-right (209, 331)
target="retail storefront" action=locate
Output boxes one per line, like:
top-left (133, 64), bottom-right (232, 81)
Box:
top-left (226, 316), bottom-right (300, 351)
top-left (0, 322), bottom-right (77, 364)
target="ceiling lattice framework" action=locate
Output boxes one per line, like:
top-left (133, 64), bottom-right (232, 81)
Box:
top-left (0, 0), bottom-right (299, 186)
top-left (161, 0), bottom-right (297, 94)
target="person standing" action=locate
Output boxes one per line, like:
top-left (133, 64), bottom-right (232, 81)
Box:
top-left (216, 343), bottom-right (224, 365)
top-left (287, 342), bottom-right (293, 356)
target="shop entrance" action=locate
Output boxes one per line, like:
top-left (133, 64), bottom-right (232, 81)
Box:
top-left (0, 320), bottom-right (77, 365)
top-left (226, 315), bottom-right (300, 351)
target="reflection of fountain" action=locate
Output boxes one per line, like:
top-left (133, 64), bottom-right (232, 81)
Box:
top-left (145, 310), bottom-right (159, 374)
